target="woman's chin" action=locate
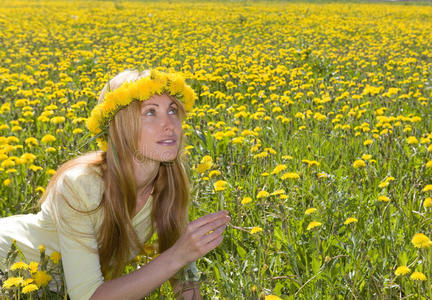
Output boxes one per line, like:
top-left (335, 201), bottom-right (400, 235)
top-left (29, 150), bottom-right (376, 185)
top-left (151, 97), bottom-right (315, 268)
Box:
top-left (155, 151), bottom-right (178, 163)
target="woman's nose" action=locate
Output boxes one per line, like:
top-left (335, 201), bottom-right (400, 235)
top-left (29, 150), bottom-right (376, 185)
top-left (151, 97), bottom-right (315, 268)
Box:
top-left (161, 115), bottom-right (175, 132)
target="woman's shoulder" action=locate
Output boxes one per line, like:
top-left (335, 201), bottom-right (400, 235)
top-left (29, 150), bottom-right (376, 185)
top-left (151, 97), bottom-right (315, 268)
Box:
top-left (61, 164), bottom-right (103, 184)
top-left (54, 164), bottom-right (105, 210)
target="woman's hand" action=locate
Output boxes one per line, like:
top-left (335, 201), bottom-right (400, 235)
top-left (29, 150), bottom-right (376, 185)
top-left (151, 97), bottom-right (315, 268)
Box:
top-left (90, 211), bottom-right (230, 300)
top-left (170, 210), bottom-right (230, 266)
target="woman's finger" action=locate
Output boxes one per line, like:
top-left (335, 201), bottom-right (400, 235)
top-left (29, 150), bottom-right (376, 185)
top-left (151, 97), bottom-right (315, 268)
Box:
top-left (188, 211), bottom-right (228, 231)
top-left (202, 235), bottom-right (224, 254)
top-left (188, 210), bottom-right (228, 231)
top-left (201, 223), bottom-right (227, 244)
top-left (193, 216), bottom-right (229, 239)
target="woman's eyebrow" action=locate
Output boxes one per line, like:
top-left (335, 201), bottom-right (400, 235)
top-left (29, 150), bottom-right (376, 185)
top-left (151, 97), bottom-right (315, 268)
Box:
top-left (143, 103), bottom-right (158, 107)
top-left (143, 102), bottom-right (177, 107)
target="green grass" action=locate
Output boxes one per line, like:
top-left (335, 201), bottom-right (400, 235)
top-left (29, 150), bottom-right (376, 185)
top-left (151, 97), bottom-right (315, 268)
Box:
top-left (1, 0), bottom-right (432, 299)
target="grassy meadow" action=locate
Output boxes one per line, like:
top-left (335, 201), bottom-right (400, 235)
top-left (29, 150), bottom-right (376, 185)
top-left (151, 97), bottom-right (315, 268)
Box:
top-left (1, 0), bottom-right (432, 299)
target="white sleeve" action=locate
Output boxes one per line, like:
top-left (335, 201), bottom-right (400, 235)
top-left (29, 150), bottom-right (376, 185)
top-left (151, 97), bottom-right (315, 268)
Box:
top-left (50, 171), bottom-right (104, 300)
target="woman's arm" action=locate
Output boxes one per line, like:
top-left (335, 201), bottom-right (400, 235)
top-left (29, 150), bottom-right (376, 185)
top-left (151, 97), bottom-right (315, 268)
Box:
top-left (90, 246), bottom-right (183, 300)
top-left (90, 210), bottom-right (229, 300)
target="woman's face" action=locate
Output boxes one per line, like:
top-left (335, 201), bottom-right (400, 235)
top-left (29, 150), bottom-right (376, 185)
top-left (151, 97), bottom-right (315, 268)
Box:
top-left (135, 94), bottom-right (183, 163)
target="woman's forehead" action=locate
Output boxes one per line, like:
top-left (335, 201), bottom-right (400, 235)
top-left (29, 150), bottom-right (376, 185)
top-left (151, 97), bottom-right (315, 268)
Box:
top-left (141, 95), bottom-right (178, 107)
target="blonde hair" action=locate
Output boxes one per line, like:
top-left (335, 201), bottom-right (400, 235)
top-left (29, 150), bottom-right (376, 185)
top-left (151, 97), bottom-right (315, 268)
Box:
top-left (39, 70), bottom-right (191, 279)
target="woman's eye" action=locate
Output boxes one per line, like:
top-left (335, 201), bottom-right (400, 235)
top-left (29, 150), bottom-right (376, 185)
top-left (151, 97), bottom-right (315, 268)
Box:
top-left (144, 107), bottom-right (177, 116)
top-left (145, 109), bottom-right (155, 116)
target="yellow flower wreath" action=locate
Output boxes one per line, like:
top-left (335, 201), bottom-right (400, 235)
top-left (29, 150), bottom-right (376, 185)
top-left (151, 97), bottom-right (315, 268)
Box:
top-left (86, 70), bottom-right (196, 151)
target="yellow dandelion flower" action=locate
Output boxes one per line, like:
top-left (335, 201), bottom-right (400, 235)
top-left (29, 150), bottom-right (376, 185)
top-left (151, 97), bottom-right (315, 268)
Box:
top-left (44, 146), bottom-right (56, 153)
top-left (21, 153), bottom-right (36, 163)
top-left (41, 134), bottom-right (56, 144)
top-left (50, 251), bottom-right (61, 264)
top-left (423, 185), bottom-right (432, 192)
top-left (73, 128), bottom-right (83, 135)
top-left (6, 168), bottom-right (17, 174)
top-left (281, 172), bottom-right (300, 180)
top-left (196, 155), bottom-right (213, 173)
top-left (25, 137), bottom-right (38, 146)
top-left (209, 170), bottom-right (221, 178)
top-left (195, 162), bottom-right (212, 173)
top-left (265, 296), bottom-right (282, 300)
top-left (317, 172), bottom-right (328, 179)
top-left (33, 270), bottom-right (52, 287)
top-left (302, 159), bottom-right (320, 167)
top-left (295, 112), bottom-right (305, 119)
top-left (224, 130), bottom-right (237, 139)
top-left (29, 262), bottom-right (39, 274)
top-left (38, 245), bottom-right (45, 253)
top-left (361, 154), bottom-right (372, 160)
top-left (426, 161), bottom-right (432, 168)
top-left (10, 261), bottom-right (29, 271)
top-left (412, 233), bottom-right (432, 248)
top-left (46, 169), bottom-right (56, 176)
top-left (378, 195), bottom-right (390, 202)
top-left (410, 271), bottom-right (427, 281)
top-left (22, 283), bottom-right (38, 294)
top-left (257, 191), bottom-right (270, 198)
top-left (352, 159), bottom-right (366, 168)
top-left (2, 276), bottom-right (24, 289)
top-left (212, 131), bottom-right (225, 140)
top-left (271, 164), bottom-right (287, 175)
top-left (305, 208), bottom-right (317, 215)
top-left (1, 159), bottom-right (15, 168)
top-left (344, 217), bottom-right (358, 225)
top-left (232, 137), bottom-right (245, 144)
top-left (282, 155), bottom-right (293, 160)
top-left (23, 278), bottom-right (34, 286)
top-left (50, 116), bottom-right (65, 124)
top-left (253, 151), bottom-right (268, 159)
top-left (270, 189), bottom-right (285, 196)
top-left (378, 182), bottom-right (389, 188)
top-left (3, 178), bottom-right (11, 186)
top-left (424, 197), bottom-right (432, 208)
top-left (406, 136), bottom-right (419, 145)
top-left (241, 197), bottom-right (252, 205)
top-left (394, 266), bottom-right (411, 276)
top-left (307, 221), bottom-right (322, 230)
top-left (213, 180), bottom-right (228, 191)
top-left (363, 139), bottom-right (373, 146)
top-left (250, 227), bottom-right (263, 234)
top-left (29, 165), bottom-right (43, 172)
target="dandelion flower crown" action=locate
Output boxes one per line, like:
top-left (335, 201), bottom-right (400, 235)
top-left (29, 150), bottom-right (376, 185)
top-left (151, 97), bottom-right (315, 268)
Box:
top-left (86, 69), bottom-right (196, 151)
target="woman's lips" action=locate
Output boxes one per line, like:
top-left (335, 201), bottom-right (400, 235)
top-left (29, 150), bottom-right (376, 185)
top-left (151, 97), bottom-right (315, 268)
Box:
top-left (157, 139), bottom-right (177, 146)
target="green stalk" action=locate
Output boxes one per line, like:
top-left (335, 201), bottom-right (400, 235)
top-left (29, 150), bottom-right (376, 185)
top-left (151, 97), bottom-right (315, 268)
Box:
top-left (427, 248), bottom-right (432, 300)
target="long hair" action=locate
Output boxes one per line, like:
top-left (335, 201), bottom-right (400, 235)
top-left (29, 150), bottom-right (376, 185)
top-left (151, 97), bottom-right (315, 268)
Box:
top-left (39, 70), bottom-right (191, 279)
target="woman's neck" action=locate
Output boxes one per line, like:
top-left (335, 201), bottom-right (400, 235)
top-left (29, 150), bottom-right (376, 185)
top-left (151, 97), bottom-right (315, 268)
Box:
top-left (134, 158), bottom-right (159, 201)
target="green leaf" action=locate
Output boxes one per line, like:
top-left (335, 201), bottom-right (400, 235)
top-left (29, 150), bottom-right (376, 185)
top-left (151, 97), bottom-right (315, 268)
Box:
top-left (399, 251), bottom-right (409, 266)
top-left (237, 245), bottom-right (247, 259)
top-left (213, 264), bottom-right (220, 281)
top-left (273, 282), bottom-right (284, 296)
top-left (311, 255), bottom-right (321, 275)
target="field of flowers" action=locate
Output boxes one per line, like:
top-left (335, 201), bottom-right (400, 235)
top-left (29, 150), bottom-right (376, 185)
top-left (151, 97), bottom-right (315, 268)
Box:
top-left (1, 0), bottom-right (432, 299)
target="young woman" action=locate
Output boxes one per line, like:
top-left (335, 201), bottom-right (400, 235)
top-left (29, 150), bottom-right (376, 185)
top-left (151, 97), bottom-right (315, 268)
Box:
top-left (0, 69), bottom-right (230, 299)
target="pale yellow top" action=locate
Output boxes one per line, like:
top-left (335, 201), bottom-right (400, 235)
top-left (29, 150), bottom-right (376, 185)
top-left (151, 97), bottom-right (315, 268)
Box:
top-left (0, 164), bottom-right (197, 300)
